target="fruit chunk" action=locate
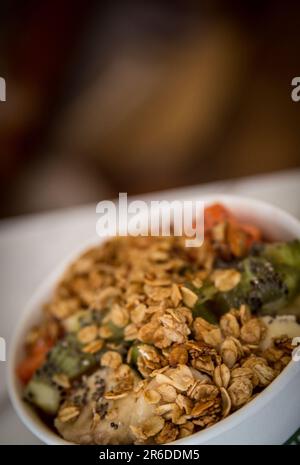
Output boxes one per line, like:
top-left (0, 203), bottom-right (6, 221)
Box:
top-left (25, 377), bottom-right (61, 415)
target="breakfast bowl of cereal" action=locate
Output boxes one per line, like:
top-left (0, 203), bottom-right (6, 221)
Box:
top-left (8, 195), bottom-right (300, 444)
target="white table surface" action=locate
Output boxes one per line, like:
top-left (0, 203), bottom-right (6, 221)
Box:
top-left (1, 168), bottom-right (300, 444)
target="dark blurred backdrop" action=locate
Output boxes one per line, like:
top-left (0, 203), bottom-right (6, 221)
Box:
top-left (0, 0), bottom-right (299, 218)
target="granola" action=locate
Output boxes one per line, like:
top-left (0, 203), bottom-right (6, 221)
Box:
top-left (18, 203), bottom-right (300, 445)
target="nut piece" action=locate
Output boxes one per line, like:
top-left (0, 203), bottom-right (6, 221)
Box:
top-left (58, 405), bottom-right (80, 423)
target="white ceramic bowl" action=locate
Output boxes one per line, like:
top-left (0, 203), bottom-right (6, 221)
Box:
top-left (7, 195), bottom-right (300, 445)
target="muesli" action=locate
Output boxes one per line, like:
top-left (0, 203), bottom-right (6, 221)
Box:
top-left (17, 203), bottom-right (300, 444)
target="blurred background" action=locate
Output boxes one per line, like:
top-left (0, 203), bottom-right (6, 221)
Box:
top-left (0, 0), bottom-right (299, 218)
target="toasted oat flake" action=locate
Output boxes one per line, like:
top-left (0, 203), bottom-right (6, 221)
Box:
top-left (144, 389), bottom-right (161, 404)
top-left (157, 384), bottom-right (177, 402)
top-left (58, 405), bottom-right (80, 423)
top-left (130, 304), bottom-right (147, 324)
top-left (167, 365), bottom-right (194, 391)
top-left (82, 339), bottom-right (104, 354)
top-left (104, 391), bottom-right (129, 400)
top-left (191, 400), bottom-right (215, 417)
top-left (169, 345), bottom-right (188, 367)
top-left (155, 422), bottom-right (178, 444)
top-left (220, 387), bottom-right (231, 417)
top-left (101, 351), bottom-right (122, 369)
top-left (213, 364), bottom-right (230, 388)
top-left (221, 337), bottom-right (243, 368)
top-left (171, 284), bottom-right (182, 307)
top-left (110, 304), bottom-right (129, 328)
top-left (140, 416), bottom-right (165, 438)
top-left (181, 287), bottom-right (198, 308)
top-left (98, 325), bottom-right (113, 339)
top-left (240, 318), bottom-right (266, 344)
top-left (77, 325), bottom-right (98, 344)
top-left (211, 269), bottom-right (241, 292)
top-left (52, 373), bottom-right (70, 389)
top-left (220, 313), bottom-right (240, 338)
top-left (228, 377), bottom-right (253, 408)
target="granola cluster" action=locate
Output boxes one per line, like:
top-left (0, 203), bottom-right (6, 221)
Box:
top-left (30, 235), bottom-right (294, 444)
top-left (127, 310), bottom-right (291, 443)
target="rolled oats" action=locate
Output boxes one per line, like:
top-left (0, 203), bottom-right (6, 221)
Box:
top-left (58, 405), bottom-right (80, 423)
top-left (144, 389), bottom-right (161, 404)
top-left (130, 303), bottom-right (147, 324)
top-left (169, 345), bottom-right (188, 367)
top-left (220, 337), bottom-right (243, 368)
top-left (101, 351), bottom-right (122, 369)
top-left (211, 269), bottom-right (241, 292)
top-left (220, 313), bottom-right (240, 338)
top-left (243, 356), bottom-right (276, 387)
top-left (193, 317), bottom-right (217, 341)
top-left (228, 377), bottom-right (253, 408)
top-left (157, 384), bottom-right (177, 402)
top-left (77, 325), bottom-right (98, 344)
top-left (179, 421), bottom-right (194, 438)
top-left (171, 284), bottom-right (182, 307)
top-left (155, 422), bottom-right (178, 443)
top-left (240, 318), bottom-right (266, 344)
top-left (131, 416), bottom-right (165, 440)
top-left (213, 364), bottom-right (231, 388)
top-left (25, 233), bottom-right (295, 445)
top-left (220, 387), bottom-right (231, 417)
top-left (82, 339), bottom-right (104, 354)
top-left (202, 328), bottom-right (223, 349)
top-left (191, 400), bottom-right (216, 418)
top-left (181, 287), bottom-right (198, 308)
top-left (52, 373), bottom-right (71, 389)
top-left (187, 382), bottom-right (219, 402)
top-left (176, 394), bottom-right (193, 414)
top-left (110, 304), bottom-right (129, 328)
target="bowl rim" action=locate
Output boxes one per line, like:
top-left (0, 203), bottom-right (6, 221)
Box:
top-left (7, 193), bottom-right (300, 445)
